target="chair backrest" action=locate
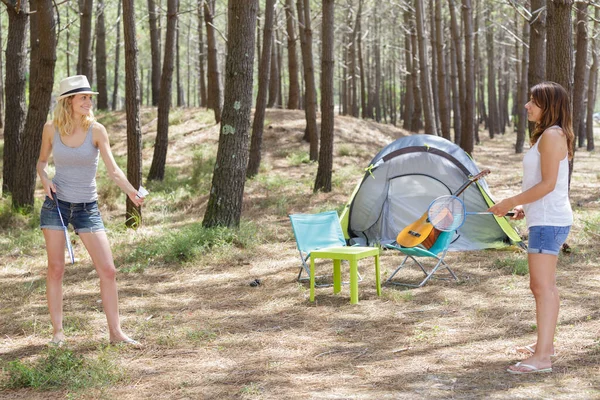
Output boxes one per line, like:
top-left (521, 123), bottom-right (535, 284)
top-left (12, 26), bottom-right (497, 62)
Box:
top-left (428, 230), bottom-right (454, 255)
top-left (289, 211), bottom-right (347, 255)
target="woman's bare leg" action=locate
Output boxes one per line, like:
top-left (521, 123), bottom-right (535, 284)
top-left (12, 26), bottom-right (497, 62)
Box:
top-left (43, 229), bottom-right (67, 343)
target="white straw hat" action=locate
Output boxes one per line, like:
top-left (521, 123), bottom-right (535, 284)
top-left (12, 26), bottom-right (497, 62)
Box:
top-left (56, 75), bottom-right (98, 101)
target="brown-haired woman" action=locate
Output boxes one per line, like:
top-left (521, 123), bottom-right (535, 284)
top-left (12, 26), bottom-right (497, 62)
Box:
top-left (489, 81), bottom-right (574, 374)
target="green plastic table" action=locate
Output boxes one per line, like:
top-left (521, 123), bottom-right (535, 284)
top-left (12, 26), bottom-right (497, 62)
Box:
top-left (309, 246), bottom-right (381, 304)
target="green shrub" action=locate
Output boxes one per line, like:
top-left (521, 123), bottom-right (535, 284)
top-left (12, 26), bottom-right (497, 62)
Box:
top-left (493, 256), bottom-right (529, 276)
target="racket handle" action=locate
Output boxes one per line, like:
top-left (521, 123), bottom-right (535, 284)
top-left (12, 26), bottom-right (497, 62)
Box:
top-left (467, 211), bottom-right (515, 217)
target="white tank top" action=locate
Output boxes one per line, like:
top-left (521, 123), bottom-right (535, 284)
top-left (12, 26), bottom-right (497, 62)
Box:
top-left (521, 129), bottom-right (573, 228)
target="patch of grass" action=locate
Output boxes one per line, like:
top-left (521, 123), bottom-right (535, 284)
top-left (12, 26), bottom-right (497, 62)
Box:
top-left (124, 221), bottom-right (258, 266)
top-left (186, 327), bottom-right (218, 343)
top-left (190, 147), bottom-right (216, 193)
top-left (1, 347), bottom-right (124, 391)
top-left (493, 256), bottom-right (529, 276)
top-left (286, 151), bottom-right (311, 166)
top-left (240, 382), bottom-right (262, 396)
top-left (141, 109), bottom-right (157, 126)
top-left (169, 109), bottom-right (185, 126)
top-left (382, 289), bottom-right (414, 303)
top-left (193, 109), bottom-right (215, 125)
top-left (95, 111), bottom-right (119, 127)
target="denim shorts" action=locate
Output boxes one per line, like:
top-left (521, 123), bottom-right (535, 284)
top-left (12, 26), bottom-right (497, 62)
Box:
top-left (40, 196), bottom-right (105, 233)
top-left (527, 225), bottom-right (570, 255)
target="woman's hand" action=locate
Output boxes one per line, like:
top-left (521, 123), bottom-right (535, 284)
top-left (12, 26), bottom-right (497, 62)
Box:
top-left (510, 205), bottom-right (525, 220)
top-left (488, 198), bottom-right (517, 217)
top-left (42, 178), bottom-right (57, 199)
top-left (127, 191), bottom-right (144, 207)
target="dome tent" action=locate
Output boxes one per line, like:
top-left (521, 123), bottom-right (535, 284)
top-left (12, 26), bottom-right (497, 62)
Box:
top-left (340, 134), bottom-right (523, 251)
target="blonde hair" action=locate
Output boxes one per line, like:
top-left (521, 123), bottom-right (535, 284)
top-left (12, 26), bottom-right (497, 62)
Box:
top-left (53, 95), bottom-right (96, 136)
top-left (529, 81), bottom-right (574, 160)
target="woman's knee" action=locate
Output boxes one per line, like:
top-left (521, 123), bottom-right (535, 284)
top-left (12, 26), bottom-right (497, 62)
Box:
top-left (47, 261), bottom-right (65, 281)
top-left (96, 263), bottom-right (117, 281)
top-left (530, 280), bottom-right (557, 297)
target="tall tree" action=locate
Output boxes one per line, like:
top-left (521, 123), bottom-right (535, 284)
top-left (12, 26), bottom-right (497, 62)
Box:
top-left (572, 1), bottom-right (588, 148)
top-left (448, 0), bottom-right (464, 144)
top-left (296, 0), bottom-right (318, 161)
top-left (2, 1), bottom-right (28, 197)
top-left (95, 0), bottom-right (108, 110)
top-left (267, 32), bottom-right (279, 108)
top-left (461, 0), bottom-right (475, 154)
top-left (197, 0), bottom-right (207, 107)
top-left (528, 0), bottom-right (546, 134)
top-left (12, 0), bottom-right (56, 209)
top-left (586, 5), bottom-right (599, 152)
top-left (485, 6), bottom-right (499, 139)
top-left (111, 0), bottom-right (122, 111)
top-left (314, 0), bottom-right (335, 192)
top-left (435, 0), bottom-right (450, 139)
top-left (415, 0), bottom-right (436, 135)
top-left (284, 0), bottom-right (300, 109)
top-left (148, 0), bottom-right (179, 181)
top-left (148, 0), bottom-right (161, 106)
top-left (122, 0), bottom-right (143, 226)
top-left (204, 0), bottom-right (222, 123)
top-left (247, 0), bottom-right (276, 178)
top-left (77, 0), bottom-right (94, 78)
top-left (516, 11), bottom-right (530, 154)
top-left (203, 0), bottom-right (258, 228)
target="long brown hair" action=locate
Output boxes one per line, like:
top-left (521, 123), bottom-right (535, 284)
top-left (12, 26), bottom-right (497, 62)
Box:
top-left (529, 81), bottom-right (574, 159)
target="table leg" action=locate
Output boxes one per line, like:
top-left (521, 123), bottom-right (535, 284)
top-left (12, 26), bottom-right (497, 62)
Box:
top-left (333, 259), bottom-right (341, 294)
top-left (350, 259), bottom-right (359, 304)
top-left (310, 257), bottom-right (316, 302)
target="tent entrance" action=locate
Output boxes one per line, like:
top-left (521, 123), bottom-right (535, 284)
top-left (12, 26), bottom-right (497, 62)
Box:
top-left (381, 174), bottom-right (451, 243)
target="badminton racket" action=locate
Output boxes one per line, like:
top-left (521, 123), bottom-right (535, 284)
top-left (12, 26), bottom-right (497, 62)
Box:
top-left (427, 195), bottom-right (515, 232)
top-left (52, 192), bottom-right (75, 264)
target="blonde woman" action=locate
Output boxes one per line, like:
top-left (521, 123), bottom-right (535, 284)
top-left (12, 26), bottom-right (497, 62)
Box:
top-left (37, 75), bottom-right (144, 347)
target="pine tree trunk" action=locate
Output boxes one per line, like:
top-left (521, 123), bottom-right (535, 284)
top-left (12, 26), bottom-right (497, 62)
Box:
top-left (486, 7), bottom-right (498, 139)
top-left (2, 3), bottom-right (28, 197)
top-left (12, 0), bottom-right (56, 210)
top-left (284, 0), bottom-right (300, 109)
top-left (267, 34), bottom-right (279, 108)
top-left (96, 0), bottom-right (108, 110)
top-left (402, 9), bottom-right (414, 131)
top-left (586, 6), bottom-right (599, 152)
top-left (111, 0), bottom-right (122, 110)
top-left (148, 0), bottom-right (179, 182)
top-left (203, 0), bottom-right (257, 228)
top-left (516, 14), bottom-right (530, 154)
top-left (148, 0), bottom-right (161, 106)
top-left (29, 0), bottom-right (39, 101)
top-left (435, 0), bottom-right (450, 139)
top-left (77, 0), bottom-right (93, 78)
top-left (528, 0), bottom-right (546, 135)
top-left (448, 0), bottom-right (463, 144)
top-left (296, 0), bottom-right (318, 161)
top-left (204, 0), bottom-right (222, 123)
top-left (122, 0), bottom-right (144, 227)
top-left (461, 0), bottom-right (475, 154)
top-left (314, 0), bottom-right (335, 193)
top-left (197, 0), bottom-right (207, 107)
top-left (247, 0), bottom-right (276, 178)
top-left (415, 0), bottom-right (436, 135)
top-left (573, 1), bottom-right (589, 148)
top-left (410, 20), bottom-right (423, 132)
top-left (357, 0), bottom-right (366, 119)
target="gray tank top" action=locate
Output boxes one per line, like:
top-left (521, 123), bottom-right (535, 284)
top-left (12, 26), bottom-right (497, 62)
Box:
top-left (52, 123), bottom-right (99, 203)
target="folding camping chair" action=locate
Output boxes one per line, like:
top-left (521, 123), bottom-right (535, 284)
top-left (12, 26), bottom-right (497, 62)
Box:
top-left (384, 230), bottom-right (457, 288)
top-left (289, 211), bottom-right (381, 304)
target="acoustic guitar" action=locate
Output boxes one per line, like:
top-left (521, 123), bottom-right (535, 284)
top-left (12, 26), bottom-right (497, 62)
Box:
top-left (396, 169), bottom-right (491, 248)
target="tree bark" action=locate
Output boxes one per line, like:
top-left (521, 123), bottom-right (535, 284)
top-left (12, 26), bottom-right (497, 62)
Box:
top-left (415, 0), bottom-right (436, 135)
top-left (528, 0), bottom-right (546, 135)
top-left (586, 5), bottom-right (599, 152)
top-left (314, 0), bottom-right (334, 192)
top-left (12, 0), bottom-right (56, 210)
top-left (203, 0), bottom-right (257, 228)
top-left (435, 0), bottom-right (450, 139)
top-left (197, 0), bottom-right (207, 107)
top-left (516, 13), bottom-right (530, 154)
top-left (267, 33), bottom-right (279, 108)
top-left (95, 0), bottom-right (108, 110)
top-left (284, 0), bottom-right (300, 109)
top-left (448, 0), bottom-right (464, 144)
top-left (485, 6), bottom-right (498, 139)
top-left (148, 0), bottom-right (178, 182)
top-left (77, 0), bottom-right (93, 78)
top-left (122, 0), bottom-right (143, 227)
top-left (2, 2), bottom-right (28, 197)
top-left (111, 0), bottom-right (122, 110)
top-left (148, 0), bottom-right (161, 106)
top-left (204, 0), bottom-right (222, 123)
top-left (572, 1), bottom-right (588, 148)
top-left (461, 0), bottom-right (475, 154)
top-left (247, 0), bottom-right (276, 178)
top-left (296, 0), bottom-right (318, 161)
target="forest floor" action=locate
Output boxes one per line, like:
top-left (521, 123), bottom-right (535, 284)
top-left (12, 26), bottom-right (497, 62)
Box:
top-left (1, 108), bottom-right (599, 399)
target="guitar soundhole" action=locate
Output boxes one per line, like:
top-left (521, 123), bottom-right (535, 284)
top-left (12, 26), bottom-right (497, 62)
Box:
top-left (408, 230), bottom-right (421, 238)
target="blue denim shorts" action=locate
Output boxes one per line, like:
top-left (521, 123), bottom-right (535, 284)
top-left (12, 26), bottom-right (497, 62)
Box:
top-left (40, 196), bottom-right (105, 233)
top-left (527, 225), bottom-right (570, 255)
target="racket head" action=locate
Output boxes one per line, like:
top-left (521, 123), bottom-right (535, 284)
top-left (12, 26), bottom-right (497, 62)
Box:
top-left (427, 195), bottom-right (466, 231)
